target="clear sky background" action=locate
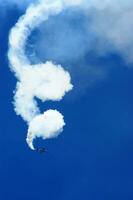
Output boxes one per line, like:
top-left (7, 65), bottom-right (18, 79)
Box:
top-left (1, 1), bottom-right (133, 200)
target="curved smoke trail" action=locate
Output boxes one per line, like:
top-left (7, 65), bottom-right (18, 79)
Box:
top-left (8, 0), bottom-right (81, 150)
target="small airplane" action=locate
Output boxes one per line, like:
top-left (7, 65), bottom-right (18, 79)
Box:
top-left (35, 147), bottom-right (48, 154)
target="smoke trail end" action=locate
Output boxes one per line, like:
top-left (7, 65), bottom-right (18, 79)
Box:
top-left (26, 110), bottom-right (65, 150)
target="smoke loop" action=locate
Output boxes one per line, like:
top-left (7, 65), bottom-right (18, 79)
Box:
top-left (8, 0), bottom-right (81, 150)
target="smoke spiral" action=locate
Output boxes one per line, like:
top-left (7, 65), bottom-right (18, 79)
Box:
top-left (8, 0), bottom-right (82, 150)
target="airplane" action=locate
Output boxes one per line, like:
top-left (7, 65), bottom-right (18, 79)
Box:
top-left (35, 147), bottom-right (48, 154)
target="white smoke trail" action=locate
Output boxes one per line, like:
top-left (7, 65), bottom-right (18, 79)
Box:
top-left (8, 0), bottom-right (81, 150)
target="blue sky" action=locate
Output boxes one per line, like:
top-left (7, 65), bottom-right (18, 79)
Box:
top-left (1, 1), bottom-right (133, 200)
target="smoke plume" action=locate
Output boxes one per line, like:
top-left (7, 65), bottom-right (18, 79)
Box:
top-left (8, 0), bottom-right (82, 150)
